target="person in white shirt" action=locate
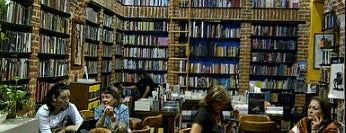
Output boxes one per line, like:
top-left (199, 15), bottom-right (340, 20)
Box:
top-left (36, 83), bottom-right (83, 133)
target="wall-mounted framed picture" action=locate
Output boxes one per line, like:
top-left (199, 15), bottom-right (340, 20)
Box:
top-left (314, 33), bottom-right (334, 69)
top-left (71, 19), bottom-right (85, 70)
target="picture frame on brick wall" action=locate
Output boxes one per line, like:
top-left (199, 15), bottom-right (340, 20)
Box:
top-left (71, 19), bottom-right (85, 70)
top-left (314, 33), bottom-right (335, 69)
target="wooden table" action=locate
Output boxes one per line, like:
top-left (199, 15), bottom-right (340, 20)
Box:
top-left (134, 110), bottom-right (179, 133)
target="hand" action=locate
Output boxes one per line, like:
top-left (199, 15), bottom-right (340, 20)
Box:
top-left (311, 115), bottom-right (322, 130)
top-left (104, 107), bottom-right (114, 116)
top-left (64, 125), bottom-right (79, 132)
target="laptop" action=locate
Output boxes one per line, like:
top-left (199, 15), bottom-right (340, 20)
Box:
top-left (76, 119), bottom-right (97, 133)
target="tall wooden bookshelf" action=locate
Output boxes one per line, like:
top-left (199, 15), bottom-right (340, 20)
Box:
top-left (167, 0), bottom-right (191, 91)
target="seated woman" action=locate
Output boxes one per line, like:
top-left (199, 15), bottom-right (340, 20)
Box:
top-left (94, 86), bottom-right (130, 133)
top-left (290, 96), bottom-right (339, 133)
top-left (36, 83), bottom-right (84, 133)
top-left (190, 85), bottom-right (232, 133)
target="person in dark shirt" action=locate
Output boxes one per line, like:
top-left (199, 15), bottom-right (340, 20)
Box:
top-left (120, 68), bottom-right (155, 100)
top-left (190, 85), bottom-right (232, 133)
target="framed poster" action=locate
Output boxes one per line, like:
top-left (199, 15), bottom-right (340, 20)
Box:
top-left (328, 57), bottom-right (344, 99)
top-left (71, 20), bottom-right (85, 69)
top-left (314, 33), bottom-right (334, 69)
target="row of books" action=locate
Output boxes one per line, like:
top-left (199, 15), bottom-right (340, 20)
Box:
top-left (85, 60), bottom-right (98, 74)
top-left (322, 12), bottom-right (337, 30)
top-left (3, 1), bottom-right (32, 25)
top-left (114, 58), bottom-right (122, 70)
top-left (251, 8), bottom-right (299, 21)
top-left (176, 8), bottom-right (241, 20)
top-left (319, 68), bottom-right (330, 83)
top-left (251, 52), bottom-right (296, 63)
top-left (251, 39), bottom-right (296, 50)
top-left (102, 45), bottom-right (112, 57)
top-left (85, 25), bottom-right (100, 41)
top-left (86, 7), bottom-right (98, 24)
top-left (123, 6), bottom-right (168, 18)
top-left (103, 14), bottom-right (114, 28)
top-left (115, 44), bottom-right (123, 55)
top-left (188, 76), bottom-right (238, 89)
top-left (114, 72), bottom-right (122, 83)
top-left (250, 78), bottom-right (297, 90)
top-left (40, 11), bottom-right (70, 34)
top-left (123, 35), bottom-right (168, 46)
top-left (123, 47), bottom-right (168, 58)
top-left (38, 59), bottom-right (69, 77)
top-left (190, 44), bottom-right (239, 57)
top-left (103, 29), bottom-right (114, 43)
top-left (39, 35), bottom-right (67, 54)
top-left (101, 60), bottom-right (112, 73)
top-left (123, 59), bottom-right (167, 70)
top-left (252, 0), bottom-right (299, 8)
top-left (35, 81), bottom-right (55, 102)
top-left (250, 64), bottom-right (298, 76)
top-left (84, 42), bottom-right (98, 57)
top-left (123, 21), bottom-right (168, 31)
top-left (189, 62), bottom-right (238, 74)
top-left (320, 50), bottom-right (336, 65)
top-left (251, 25), bottom-right (297, 37)
top-left (41, 0), bottom-right (70, 13)
top-left (0, 58), bottom-right (29, 81)
top-left (122, 0), bottom-right (169, 6)
top-left (121, 72), bottom-right (167, 84)
top-left (190, 21), bottom-right (240, 38)
top-left (0, 31), bottom-right (31, 53)
top-left (191, 0), bottom-right (241, 8)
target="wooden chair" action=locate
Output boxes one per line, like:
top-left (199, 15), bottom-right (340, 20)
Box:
top-left (129, 117), bottom-right (143, 130)
top-left (179, 128), bottom-right (191, 133)
top-left (238, 121), bottom-right (278, 133)
top-left (89, 128), bottom-right (112, 133)
top-left (132, 126), bottom-right (150, 133)
top-left (79, 110), bottom-right (94, 120)
top-left (239, 114), bottom-right (271, 123)
top-left (142, 114), bottom-right (163, 133)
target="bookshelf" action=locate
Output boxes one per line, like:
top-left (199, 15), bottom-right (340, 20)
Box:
top-left (114, 15), bottom-right (124, 85)
top-left (188, 20), bottom-right (240, 93)
top-left (121, 18), bottom-right (169, 86)
top-left (85, 1), bottom-right (101, 80)
top-left (101, 7), bottom-right (116, 88)
top-left (0, 0), bottom-right (32, 85)
top-left (36, 0), bottom-right (70, 102)
top-left (249, 22), bottom-right (299, 104)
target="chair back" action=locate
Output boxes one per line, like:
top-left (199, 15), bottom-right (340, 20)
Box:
top-left (239, 114), bottom-right (270, 123)
top-left (89, 128), bottom-right (112, 133)
top-left (142, 114), bottom-right (162, 133)
top-left (132, 126), bottom-right (150, 133)
top-left (79, 110), bottom-right (94, 120)
top-left (179, 128), bottom-right (191, 133)
top-left (238, 121), bottom-right (278, 133)
top-left (129, 117), bottom-right (143, 130)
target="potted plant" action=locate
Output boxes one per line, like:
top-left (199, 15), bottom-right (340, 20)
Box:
top-left (0, 77), bottom-right (35, 118)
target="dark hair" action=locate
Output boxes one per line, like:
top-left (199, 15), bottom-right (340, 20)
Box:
top-left (43, 83), bottom-right (69, 114)
top-left (309, 96), bottom-right (333, 126)
top-left (102, 86), bottom-right (122, 107)
top-left (136, 68), bottom-right (146, 76)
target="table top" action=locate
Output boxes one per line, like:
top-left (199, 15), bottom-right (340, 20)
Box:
top-left (0, 118), bottom-right (38, 133)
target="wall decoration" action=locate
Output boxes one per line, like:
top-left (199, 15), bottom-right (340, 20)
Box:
top-left (71, 20), bottom-right (85, 69)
